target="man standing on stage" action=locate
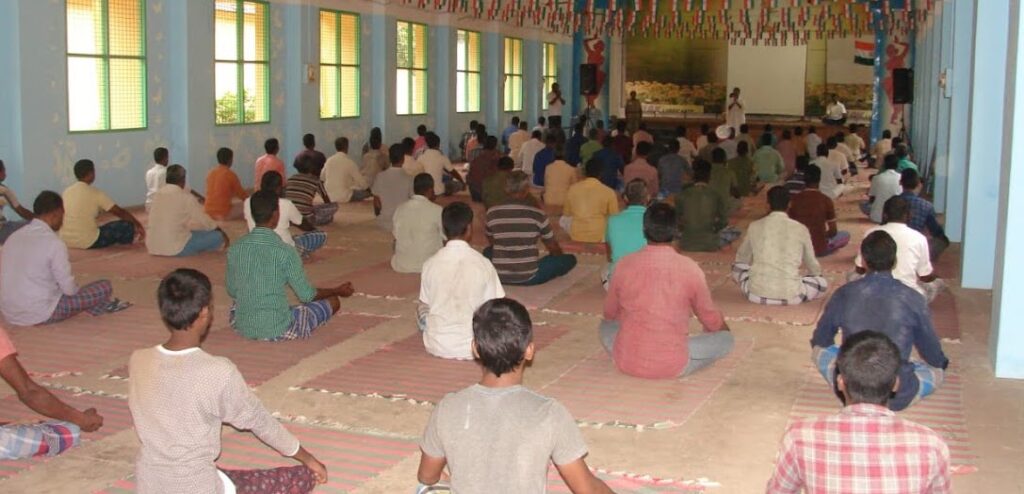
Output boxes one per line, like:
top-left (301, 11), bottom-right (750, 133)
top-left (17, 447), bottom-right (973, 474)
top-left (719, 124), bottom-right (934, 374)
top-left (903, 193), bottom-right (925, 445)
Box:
top-left (547, 83), bottom-right (566, 130)
top-left (625, 91), bottom-right (643, 135)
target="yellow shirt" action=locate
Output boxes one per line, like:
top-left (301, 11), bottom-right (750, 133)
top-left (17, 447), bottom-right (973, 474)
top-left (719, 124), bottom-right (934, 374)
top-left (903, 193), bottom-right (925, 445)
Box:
top-left (543, 160), bottom-right (579, 207)
top-left (60, 181), bottom-right (116, 249)
top-left (563, 178), bottom-right (620, 243)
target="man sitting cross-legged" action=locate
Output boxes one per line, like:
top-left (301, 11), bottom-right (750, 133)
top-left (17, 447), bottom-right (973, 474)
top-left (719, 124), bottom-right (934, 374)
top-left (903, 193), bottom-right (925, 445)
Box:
top-left (603, 179), bottom-right (649, 290)
top-left (391, 173), bottom-right (444, 274)
top-left (417, 202), bottom-right (504, 360)
top-left (813, 230), bottom-right (949, 411)
top-left (561, 159), bottom-right (619, 243)
top-left (285, 154), bottom-right (339, 227)
top-left (227, 190), bottom-right (354, 341)
top-left (767, 331), bottom-right (951, 493)
top-left (146, 165), bottom-right (228, 257)
top-left (732, 186), bottom-right (827, 305)
top-left (676, 160), bottom-right (741, 252)
top-left (245, 171), bottom-right (326, 258)
top-left (61, 159), bottom-right (146, 249)
top-left (601, 203), bottom-right (734, 379)
top-left (899, 169), bottom-right (951, 261)
top-left (204, 147), bottom-right (249, 221)
top-left (484, 171), bottom-right (577, 286)
top-left (130, 269), bottom-right (327, 493)
top-left (1, 191), bottom-right (130, 326)
top-left (788, 165), bottom-right (850, 257)
top-left (417, 298), bottom-right (614, 494)
top-left (322, 136), bottom-right (371, 204)
top-left (0, 321), bottom-right (103, 459)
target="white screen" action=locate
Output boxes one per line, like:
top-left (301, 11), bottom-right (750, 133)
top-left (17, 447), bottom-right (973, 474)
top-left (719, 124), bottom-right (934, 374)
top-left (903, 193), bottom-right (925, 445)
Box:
top-left (726, 44), bottom-right (807, 116)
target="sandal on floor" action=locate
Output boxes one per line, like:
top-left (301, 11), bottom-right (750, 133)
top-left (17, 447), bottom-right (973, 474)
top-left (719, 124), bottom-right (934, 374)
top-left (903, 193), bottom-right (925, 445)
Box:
top-left (102, 298), bottom-right (133, 314)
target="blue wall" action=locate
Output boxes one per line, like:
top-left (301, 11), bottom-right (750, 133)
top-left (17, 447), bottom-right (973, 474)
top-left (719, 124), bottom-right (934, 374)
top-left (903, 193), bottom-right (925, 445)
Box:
top-left (0, 0), bottom-right (573, 206)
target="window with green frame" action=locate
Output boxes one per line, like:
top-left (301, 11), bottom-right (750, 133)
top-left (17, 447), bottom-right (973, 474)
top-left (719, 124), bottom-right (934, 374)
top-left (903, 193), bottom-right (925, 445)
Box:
top-left (503, 37), bottom-right (523, 112)
top-left (214, 0), bottom-right (270, 125)
top-left (396, 21), bottom-right (428, 115)
top-left (455, 30), bottom-right (480, 113)
top-left (320, 9), bottom-right (360, 119)
top-left (66, 0), bottom-right (148, 132)
top-left (542, 43), bottom-right (558, 111)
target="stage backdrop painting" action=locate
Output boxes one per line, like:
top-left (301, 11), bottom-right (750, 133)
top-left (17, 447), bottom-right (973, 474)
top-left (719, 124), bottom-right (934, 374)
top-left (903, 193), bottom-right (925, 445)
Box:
top-left (624, 37), bottom-right (728, 115)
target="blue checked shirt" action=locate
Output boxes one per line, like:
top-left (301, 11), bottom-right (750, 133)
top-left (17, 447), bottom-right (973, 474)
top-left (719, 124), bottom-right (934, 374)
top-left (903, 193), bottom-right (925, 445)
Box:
top-left (899, 191), bottom-right (946, 238)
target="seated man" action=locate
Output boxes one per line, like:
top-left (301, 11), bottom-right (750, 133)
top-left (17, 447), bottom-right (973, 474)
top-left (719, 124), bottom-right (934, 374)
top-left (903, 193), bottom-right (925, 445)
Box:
top-left (419, 132), bottom-right (465, 196)
top-left (530, 135), bottom-right (558, 190)
top-left (294, 133), bottom-right (327, 173)
top-left (0, 159), bottom-right (33, 244)
top-left (822, 94), bottom-right (847, 125)
top-left (812, 143), bottom-right (847, 200)
top-left (245, 171), bottom-right (326, 258)
top-left (676, 160), bottom-right (741, 252)
top-left (61, 159), bottom-right (146, 249)
top-left (784, 155), bottom-right (808, 196)
top-left (768, 331), bottom-right (951, 493)
top-left (401, 137), bottom-right (426, 177)
top-left (144, 147), bottom-right (169, 212)
top-left (322, 136), bottom-right (371, 203)
top-left (580, 128), bottom-right (603, 165)
top-left (146, 165), bottom-right (227, 257)
top-left (709, 148), bottom-right (739, 214)
top-left (732, 186), bottom-right (827, 305)
top-left (604, 179), bottom-right (649, 288)
top-left (542, 150), bottom-right (578, 209)
top-left (561, 159), bottom-right (619, 243)
top-left (855, 196), bottom-right (944, 302)
top-left (657, 139), bottom-right (690, 197)
top-left (417, 298), bottom-right (614, 494)
top-left (204, 148), bottom-right (249, 221)
top-left (254, 138), bottom-right (286, 191)
top-left (813, 231), bottom-right (949, 411)
top-left (484, 171), bottom-right (577, 286)
top-left (285, 154), bottom-right (339, 226)
top-left (392, 174), bottom-right (444, 274)
top-left (602, 203), bottom-right (733, 379)
top-left (130, 269), bottom-right (327, 493)
top-left (418, 202), bottom-right (504, 360)
top-left (593, 136), bottom-right (626, 190)
top-left (467, 135), bottom-right (502, 201)
top-left (0, 321), bottom-right (103, 459)
top-left (623, 141), bottom-right (659, 200)
top-left (895, 143), bottom-right (919, 172)
top-left (726, 141), bottom-right (756, 197)
top-left (860, 154), bottom-right (903, 223)
top-left (752, 133), bottom-right (785, 184)
top-left (899, 169), bottom-right (951, 260)
top-left (373, 144), bottom-right (414, 232)
top-left (226, 190), bottom-right (354, 341)
top-left (788, 165), bottom-right (851, 257)
top-left (1, 191), bottom-right (130, 325)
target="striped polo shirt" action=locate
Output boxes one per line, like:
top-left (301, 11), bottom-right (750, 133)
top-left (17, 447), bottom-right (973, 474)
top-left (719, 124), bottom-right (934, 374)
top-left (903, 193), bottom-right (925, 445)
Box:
top-left (284, 174), bottom-right (329, 217)
top-left (485, 200), bottom-right (554, 284)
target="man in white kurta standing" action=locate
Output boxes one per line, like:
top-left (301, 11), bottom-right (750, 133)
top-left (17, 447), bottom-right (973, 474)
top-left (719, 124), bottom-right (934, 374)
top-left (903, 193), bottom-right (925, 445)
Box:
top-left (547, 82), bottom-right (565, 130)
top-left (726, 87), bottom-right (746, 132)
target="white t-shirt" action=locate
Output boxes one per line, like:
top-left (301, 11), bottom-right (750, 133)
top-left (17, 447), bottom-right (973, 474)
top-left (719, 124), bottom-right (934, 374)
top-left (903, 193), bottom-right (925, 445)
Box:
top-left (855, 222), bottom-right (934, 297)
top-left (813, 156), bottom-right (846, 200)
top-left (547, 91), bottom-right (563, 117)
top-left (145, 164), bottom-right (166, 210)
top-left (806, 133), bottom-right (823, 156)
top-left (677, 138), bottom-right (698, 160)
top-left (419, 240), bottom-right (505, 359)
top-left (518, 139), bottom-right (545, 176)
top-left (0, 183), bottom-right (22, 222)
top-left (243, 197), bottom-right (303, 247)
top-left (826, 102), bottom-right (847, 119)
top-left (868, 170), bottom-right (903, 223)
top-left (418, 149), bottom-right (454, 195)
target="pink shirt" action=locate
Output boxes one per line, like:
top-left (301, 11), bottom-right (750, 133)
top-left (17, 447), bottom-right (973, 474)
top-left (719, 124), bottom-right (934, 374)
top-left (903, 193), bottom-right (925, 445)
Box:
top-left (623, 159), bottom-right (660, 200)
top-left (776, 140), bottom-right (798, 177)
top-left (604, 245), bottom-right (725, 378)
top-left (253, 154), bottom-right (285, 190)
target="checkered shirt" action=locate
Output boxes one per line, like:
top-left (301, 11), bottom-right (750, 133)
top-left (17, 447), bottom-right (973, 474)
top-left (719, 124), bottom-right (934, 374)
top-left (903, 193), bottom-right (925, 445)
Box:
top-left (766, 404), bottom-right (951, 494)
top-left (899, 191), bottom-right (944, 238)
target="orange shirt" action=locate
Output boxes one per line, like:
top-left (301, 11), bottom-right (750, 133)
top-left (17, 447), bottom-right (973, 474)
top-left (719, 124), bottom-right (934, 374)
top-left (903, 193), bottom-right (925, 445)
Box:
top-left (204, 165), bottom-right (247, 219)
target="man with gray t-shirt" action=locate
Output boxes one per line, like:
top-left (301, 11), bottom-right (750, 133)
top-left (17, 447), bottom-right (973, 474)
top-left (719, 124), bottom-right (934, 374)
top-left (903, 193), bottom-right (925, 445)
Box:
top-left (417, 299), bottom-right (613, 494)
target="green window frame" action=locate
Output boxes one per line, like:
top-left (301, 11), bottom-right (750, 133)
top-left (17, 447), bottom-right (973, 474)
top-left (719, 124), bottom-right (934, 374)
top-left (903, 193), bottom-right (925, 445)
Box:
top-left (503, 37), bottom-right (523, 112)
top-left (214, 0), bottom-right (270, 125)
top-left (66, 0), bottom-right (148, 133)
top-left (396, 21), bottom-right (428, 116)
top-left (455, 30), bottom-right (481, 113)
top-left (319, 9), bottom-right (361, 119)
top-left (542, 42), bottom-right (558, 111)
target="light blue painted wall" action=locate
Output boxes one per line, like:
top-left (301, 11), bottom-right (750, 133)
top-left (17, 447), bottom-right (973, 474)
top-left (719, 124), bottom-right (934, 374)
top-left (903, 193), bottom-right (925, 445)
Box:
top-left (962, 0), bottom-right (1010, 290)
top-left (0, 0), bottom-right (24, 194)
top-left (944, 0), bottom-right (974, 242)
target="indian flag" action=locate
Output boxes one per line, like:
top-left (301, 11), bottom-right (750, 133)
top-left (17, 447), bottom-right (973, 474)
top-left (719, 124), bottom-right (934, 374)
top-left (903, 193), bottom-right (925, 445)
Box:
top-left (854, 39), bottom-right (874, 65)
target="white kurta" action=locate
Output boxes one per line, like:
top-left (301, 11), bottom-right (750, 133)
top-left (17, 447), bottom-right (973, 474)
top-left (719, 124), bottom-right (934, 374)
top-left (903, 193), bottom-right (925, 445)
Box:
top-left (726, 95), bottom-right (746, 131)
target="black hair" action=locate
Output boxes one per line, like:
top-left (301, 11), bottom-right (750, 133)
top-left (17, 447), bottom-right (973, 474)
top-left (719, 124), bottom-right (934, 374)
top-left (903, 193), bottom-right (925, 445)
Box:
top-left (737, 141), bottom-right (749, 156)
top-left (402, 137), bottom-right (416, 153)
top-left (158, 269), bottom-right (212, 331)
top-left (519, 121), bottom-right (529, 130)
top-left (643, 202), bottom-right (677, 243)
top-left (636, 141), bottom-right (652, 157)
top-left (675, 125), bottom-right (686, 136)
top-left (293, 154), bottom-right (312, 173)
top-left (389, 144), bottom-right (405, 165)
top-left (73, 159), bottom-right (95, 179)
top-left (532, 130), bottom-right (543, 140)
top-left (334, 136), bottom-right (349, 152)
top-left (817, 143), bottom-right (829, 157)
top-left (795, 154), bottom-right (810, 172)
top-left (837, 330), bottom-right (902, 406)
top-left (32, 190), bottom-right (63, 216)
top-left (794, 126), bottom-right (804, 135)
top-left (264, 138), bottom-right (280, 154)
top-left (782, 129), bottom-right (792, 139)
top-left (883, 153), bottom-right (900, 170)
top-left (442, 201), bottom-right (473, 239)
top-left (413, 173), bottom-right (434, 195)
top-left (260, 170), bottom-right (283, 193)
top-left (485, 135), bottom-right (499, 149)
top-left (667, 139), bottom-right (680, 153)
top-left (861, 230), bottom-right (898, 272)
top-left (739, 124), bottom-right (749, 133)
top-left (767, 186), bottom-right (790, 211)
top-left (700, 123), bottom-right (710, 133)
top-left (692, 159), bottom-right (711, 183)
top-left (545, 134), bottom-right (558, 145)
top-left (538, 116), bottom-right (546, 124)
top-left (827, 136), bottom-right (838, 149)
top-left (882, 129), bottom-right (893, 139)
top-left (425, 132), bottom-right (441, 149)
top-left (249, 189), bottom-right (280, 224)
top-left (165, 164), bottom-right (186, 185)
top-left (469, 120), bottom-right (478, 129)
top-left (900, 169), bottom-right (920, 190)
top-left (760, 133), bottom-right (773, 147)
top-left (882, 195), bottom-right (910, 224)
top-left (0, 159), bottom-right (4, 172)
top-left (616, 120), bottom-right (626, 131)
top-left (804, 164), bottom-right (822, 185)
top-left (217, 147), bottom-right (233, 165)
top-left (370, 134), bottom-right (382, 150)
top-left (584, 158), bottom-right (602, 178)
top-left (154, 147), bottom-right (169, 163)
top-left (417, 124), bottom-right (427, 136)
top-left (711, 147), bottom-right (727, 163)
top-left (895, 144), bottom-right (909, 159)
top-left (472, 298), bottom-right (533, 377)
top-left (303, 133), bottom-right (316, 148)
top-left (497, 156), bottom-right (514, 171)
top-left (511, 116), bottom-right (520, 125)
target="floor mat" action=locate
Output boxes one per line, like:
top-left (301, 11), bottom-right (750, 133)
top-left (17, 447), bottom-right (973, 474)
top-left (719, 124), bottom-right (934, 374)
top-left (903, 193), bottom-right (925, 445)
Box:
top-left (546, 283), bottom-right (608, 316)
top-left (294, 325), bottom-right (571, 405)
top-left (325, 261), bottom-right (421, 298)
top-left (72, 250), bottom-right (228, 281)
top-left (546, 469), bottom-right (711, 492)
top-left (711, 278), bottom-right (835, 326)
top-left (930, 290), bottom-right (961, 340)
top-left (539, 338), bottom-right (755, 429)
top-left (504, 264), bottom-right (598, 309)
top-left (102, 313), bottom-right (389, 386)
top-left (790, 367), bottom-right (976, 467)
top-left (0, 391), bottom-right (132, 480)
top-left (93, 424), bottom-right (418, 494)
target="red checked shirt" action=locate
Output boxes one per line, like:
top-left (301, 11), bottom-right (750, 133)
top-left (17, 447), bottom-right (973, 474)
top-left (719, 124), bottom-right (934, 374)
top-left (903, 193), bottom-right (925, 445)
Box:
top-left (766, 404), bottom-right (952, 494)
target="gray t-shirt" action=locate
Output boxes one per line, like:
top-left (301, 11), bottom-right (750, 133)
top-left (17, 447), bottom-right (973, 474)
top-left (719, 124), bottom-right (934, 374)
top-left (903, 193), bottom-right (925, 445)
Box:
top-left (371, 167), bottom-right (413, 232)
top-left (420, 384), bottom-right (588, 493)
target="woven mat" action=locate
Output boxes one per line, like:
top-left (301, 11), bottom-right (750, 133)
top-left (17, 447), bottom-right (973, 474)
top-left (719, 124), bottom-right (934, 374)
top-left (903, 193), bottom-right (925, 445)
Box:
top-left (504, 264), bottom-right (598, 309)
top-left (539, 338), bottom-right (755, 429)
top-left (71, 250), bottom-right (228, 281)
top-left (103, 313), bottom-right (389, 385)
top-left (295, 325), bottom-right (571, 405)
top-left (322, 261), bottom-right (422, 298)
top-left (930, 290), bottom-right (961, 340)
top-left (711, 276), bottom-right (838, 326)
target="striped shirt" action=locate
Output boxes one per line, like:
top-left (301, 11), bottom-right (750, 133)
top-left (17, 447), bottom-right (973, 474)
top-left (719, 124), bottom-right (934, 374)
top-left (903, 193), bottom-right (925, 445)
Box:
top-left (485, 200), bottom-right (554, 284)
top-left (226, 228), bottom-right (316, 340)
top-left (284, 174), bottom-right (329, 218)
